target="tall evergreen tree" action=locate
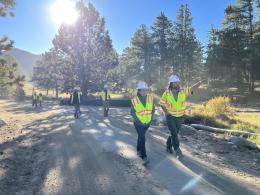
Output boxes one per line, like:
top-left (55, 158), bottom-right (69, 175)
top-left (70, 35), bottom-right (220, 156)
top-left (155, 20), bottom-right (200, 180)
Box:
top-left (53, 2), bottom-right (118, 96)
top-left (131, 25), bottom-right (154, 84)
top-left (152, 12), bottom-right (172, 88)
top-left (0, 0), bottom-right (15, 54)
top-left (173, 4), bottom-right (203, 83)
top-left (32, 49), bottom-right (64, 98)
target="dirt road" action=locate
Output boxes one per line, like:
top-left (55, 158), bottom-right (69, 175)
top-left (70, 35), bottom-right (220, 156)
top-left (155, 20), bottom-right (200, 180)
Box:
top-left (0, 100), bottom-right (259, 194)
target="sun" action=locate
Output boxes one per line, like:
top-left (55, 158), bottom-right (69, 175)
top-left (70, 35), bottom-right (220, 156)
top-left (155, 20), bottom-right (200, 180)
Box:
top-left (50, 0), bottom-right (79, 26)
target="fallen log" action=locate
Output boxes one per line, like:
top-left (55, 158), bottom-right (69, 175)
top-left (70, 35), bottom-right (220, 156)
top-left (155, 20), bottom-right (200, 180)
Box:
top-left (190, 124), bottom-right (260, 138)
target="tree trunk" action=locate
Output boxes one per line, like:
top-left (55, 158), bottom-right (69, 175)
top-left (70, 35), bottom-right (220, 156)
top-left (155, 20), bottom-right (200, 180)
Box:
top-left (55, 84), bottom-right (59, 99)
top-left (190, 124), bottom-right (260, 138)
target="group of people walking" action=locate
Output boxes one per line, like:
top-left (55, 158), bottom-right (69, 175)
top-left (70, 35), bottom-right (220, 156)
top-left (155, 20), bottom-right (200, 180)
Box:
top-left (70, 74), bottom-right (205, 166)
top-left (32, 91), bottom-right (43, 108)
top-left (131, 75), bottom-right (205, 165)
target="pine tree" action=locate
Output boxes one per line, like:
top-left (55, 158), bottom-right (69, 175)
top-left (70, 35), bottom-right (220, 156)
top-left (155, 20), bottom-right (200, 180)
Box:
top-left (0, 0), bottom-right (15, 17)
top-left (53, 2), bottom-right (118, 96)
top-left (131, 25), bottom-right (154, 84)
top-left (0, 0), bottom-right (15, 54)
top-left (152, 12), bottom-right (172, 89)
top-left (173, 4), bottom-right (203, 83)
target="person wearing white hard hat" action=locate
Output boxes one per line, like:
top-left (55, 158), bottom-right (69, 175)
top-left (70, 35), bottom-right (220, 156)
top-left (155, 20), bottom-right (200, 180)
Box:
top-left (131, 81), bottom-right (155, 166)
top-left (159, 75), bottom-right (206, 159)
top-left (101, 84), bottom-right (111, 117)
top-left (71, 86), bottom-right (82, 119)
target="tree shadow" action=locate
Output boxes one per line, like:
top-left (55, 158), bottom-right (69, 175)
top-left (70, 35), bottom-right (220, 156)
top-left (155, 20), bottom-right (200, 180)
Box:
top-left (1, 103), bottom-right (259, 194)
top-left (90, 106), bottom-right (260, 194)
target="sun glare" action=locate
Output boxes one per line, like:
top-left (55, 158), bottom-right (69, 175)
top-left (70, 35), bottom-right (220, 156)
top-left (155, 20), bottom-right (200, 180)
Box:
top-left (50, 0), bottom-right (79, 26)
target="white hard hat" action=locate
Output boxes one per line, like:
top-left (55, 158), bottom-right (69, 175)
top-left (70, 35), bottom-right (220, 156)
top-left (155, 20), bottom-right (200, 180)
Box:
top-left (169, 75), bottom-right (180, 83)
top-left (137, 81), bottom-right (149, 90)
top-left (74, 86), bottom-right (80, 91)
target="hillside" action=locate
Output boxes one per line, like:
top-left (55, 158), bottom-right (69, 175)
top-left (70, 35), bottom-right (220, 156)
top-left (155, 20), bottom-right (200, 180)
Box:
top-left (3, 48), bottom-right (42, 76)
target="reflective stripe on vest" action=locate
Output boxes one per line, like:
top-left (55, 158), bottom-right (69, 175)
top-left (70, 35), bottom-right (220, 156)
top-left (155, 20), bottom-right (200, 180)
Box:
top-left (132, 95), bottom-right (154, 124)
top-left (164, 90), bottom-right (186, 117)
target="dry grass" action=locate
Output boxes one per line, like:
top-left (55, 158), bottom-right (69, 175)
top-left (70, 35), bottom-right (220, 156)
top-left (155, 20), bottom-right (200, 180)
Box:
top-left (231, 112), bottom-right (260, 130)
top-left (191, 96), bottom-right (260, 145)
top-left (23, 83), bottom-right (70, 98)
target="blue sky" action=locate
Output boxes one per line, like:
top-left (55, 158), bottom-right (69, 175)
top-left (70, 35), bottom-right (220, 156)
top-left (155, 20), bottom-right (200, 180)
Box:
top-left (0, 0), bottom-right (235, 55)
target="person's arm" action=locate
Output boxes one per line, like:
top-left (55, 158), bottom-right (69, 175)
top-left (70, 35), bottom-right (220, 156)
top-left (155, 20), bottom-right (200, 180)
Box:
top-left (161, 105), bottom-right (168, 114)
top-left (190, 79), bottom-right (207, 91)
top-left (158, 91), bottom-right (168, 114)
top-left (184, 79), bottom-right (207, 97)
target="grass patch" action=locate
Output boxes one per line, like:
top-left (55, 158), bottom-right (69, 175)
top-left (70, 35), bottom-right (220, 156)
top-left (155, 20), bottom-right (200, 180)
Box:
top-left (249, 136), bottom-right (260, 145)
top-left (190, 96), bottom-right (260, 145)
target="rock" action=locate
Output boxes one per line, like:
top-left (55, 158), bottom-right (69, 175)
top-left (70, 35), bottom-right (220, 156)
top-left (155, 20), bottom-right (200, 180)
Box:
top-left (215, 150), bottom-right (229, 154)
top-left (228, 137), bottom-right (258, 150)
top-left (180, 125), bottom-right (197, 135)
top-left (0, 119), bottom-right (6, 127)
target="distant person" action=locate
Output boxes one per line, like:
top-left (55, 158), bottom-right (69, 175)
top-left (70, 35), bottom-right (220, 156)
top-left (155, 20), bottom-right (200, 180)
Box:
top-left (38, 93), bottom-right (43, 107)
top-left (71, 87), bottom-right (82, 119)
top-left (131, 81), bottom-right (155, 166)
top-left (101, 84), bottom-right (111, 117)
top-left (32, 91), bottom-right (37, 108)
top-left (159, 75), bottom-right (206, 159)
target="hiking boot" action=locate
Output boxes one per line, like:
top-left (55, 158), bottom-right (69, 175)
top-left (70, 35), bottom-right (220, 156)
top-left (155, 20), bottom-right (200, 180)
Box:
top-left (142, 157), bottom-right (149, 166)
top-left (175, 148), bottom-right (184, 159)
top-left (166, 147), bottom-right (173, 154)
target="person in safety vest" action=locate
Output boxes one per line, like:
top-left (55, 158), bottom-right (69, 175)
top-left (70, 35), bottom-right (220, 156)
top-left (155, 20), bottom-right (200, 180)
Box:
top-left (131, 81), bottom-right (155, 165)
top-left (38, 93), bottom-right (43, 107)
top-left (32, 91), bottom-right (37, 108)
top-left (101, 84), bottom-right (111, 117)
top-left (71, 87), bottom-right (82, 119)
top-left (159, 75), bottom-right (206, 159)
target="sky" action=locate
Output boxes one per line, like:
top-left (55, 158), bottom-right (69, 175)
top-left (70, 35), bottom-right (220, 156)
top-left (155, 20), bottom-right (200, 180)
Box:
top-left (0, 0), bottom-right (235, 55)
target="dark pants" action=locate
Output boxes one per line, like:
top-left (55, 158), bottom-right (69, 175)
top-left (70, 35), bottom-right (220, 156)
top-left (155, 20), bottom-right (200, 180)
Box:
top-left (39, 101), bottom-right (42, 107)
top-left (103, 101), bottom-right (109, 117)
top-left (74, 103), bottom-right (80, 117)
top-left (134, 123), bottom-right (149, 159)
top-left (32, 100), bottom-right (37, 108)
top-left (166, 115), bottom-right (183, 151)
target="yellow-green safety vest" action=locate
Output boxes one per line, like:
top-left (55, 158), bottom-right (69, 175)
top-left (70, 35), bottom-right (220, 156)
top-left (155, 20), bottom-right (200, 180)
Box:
top-left (132, 94), bottom-right (154, 124)
top-left (32, 93), bottom-right (37, 100)
top-left (159, 90), bottom-right (187, 117)
top-left (38, 95), bottom-right (43, 101)
top-left (101, 91), bottom-right (111, 101)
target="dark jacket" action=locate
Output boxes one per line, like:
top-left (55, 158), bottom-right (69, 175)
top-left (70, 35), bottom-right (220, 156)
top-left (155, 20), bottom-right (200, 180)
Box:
top-left (71, 92), bottom-right (81, 105)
